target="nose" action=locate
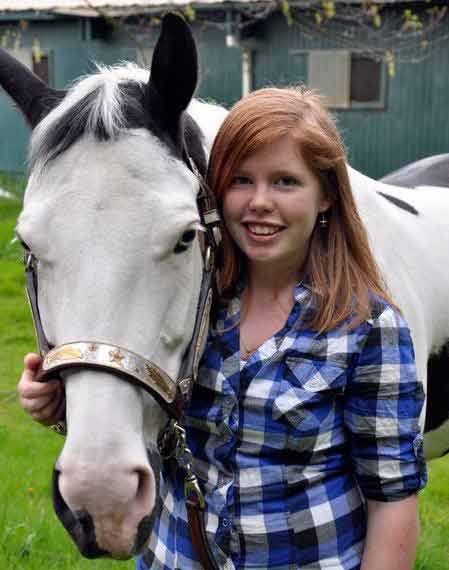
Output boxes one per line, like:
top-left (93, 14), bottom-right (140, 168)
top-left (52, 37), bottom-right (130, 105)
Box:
top-left (53, 368), bottom-right (162, 558)
top-left (54, 454), bottom-right (157, 558)
top-left (248, 183), bottom-right (274, 212)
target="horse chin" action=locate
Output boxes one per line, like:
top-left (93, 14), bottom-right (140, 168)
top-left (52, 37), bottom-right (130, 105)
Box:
top-left (51, 449), bottom-right (162, 559)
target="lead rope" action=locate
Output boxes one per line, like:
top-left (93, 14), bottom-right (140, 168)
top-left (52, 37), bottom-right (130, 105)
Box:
top-left (158, 420), bottom-right (220, 570)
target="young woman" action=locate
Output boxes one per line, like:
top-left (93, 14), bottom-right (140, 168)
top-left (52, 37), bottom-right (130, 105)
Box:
top-left (18, 87), bottom-right (426, 570)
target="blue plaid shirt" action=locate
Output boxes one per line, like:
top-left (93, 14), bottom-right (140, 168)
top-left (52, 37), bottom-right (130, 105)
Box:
top-left (138, 283), bottom-right (426, 570)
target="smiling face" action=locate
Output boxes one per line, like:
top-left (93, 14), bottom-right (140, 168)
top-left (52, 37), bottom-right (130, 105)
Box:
top-left (222, 134), bottom-right (330, 278)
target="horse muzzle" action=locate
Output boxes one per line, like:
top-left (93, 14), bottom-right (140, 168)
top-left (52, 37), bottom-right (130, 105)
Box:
top-left (51, 450), bottom-right (161, 559)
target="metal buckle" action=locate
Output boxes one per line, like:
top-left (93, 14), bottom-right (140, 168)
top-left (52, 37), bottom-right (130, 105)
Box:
top-left (184, 471), bottom-right (205, 509)
top-left (204, 246), bottom-right (212, 272)
top-left (158, 419), bottom-right (206, 509)
top-left (24, 250), bottom-right (34, 270)
top-left (49, 420), bottom-right (67, 436)
top-left (178, 377), bottom-right (192, 402)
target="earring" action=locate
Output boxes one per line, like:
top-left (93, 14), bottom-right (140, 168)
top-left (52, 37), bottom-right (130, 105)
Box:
top-left (319, 213), bottom-right (328, 229)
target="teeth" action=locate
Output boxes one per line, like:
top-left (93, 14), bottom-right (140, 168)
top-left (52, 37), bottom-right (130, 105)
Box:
top-left (247, 224), bottom-right (281, 235)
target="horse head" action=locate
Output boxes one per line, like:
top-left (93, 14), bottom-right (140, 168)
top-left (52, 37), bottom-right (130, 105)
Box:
top-left (5, 13), bottom-right (216, 559)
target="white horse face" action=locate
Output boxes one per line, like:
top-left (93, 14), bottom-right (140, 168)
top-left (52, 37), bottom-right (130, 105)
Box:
top-left (20, 133), bottom-right (202, 380)
top-left (6, 14), bottom-right (210, 559)
top-left (17, 131), bottom-right (203, 558)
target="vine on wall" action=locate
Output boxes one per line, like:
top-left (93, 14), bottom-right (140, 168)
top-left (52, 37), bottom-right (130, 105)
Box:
top-left (0, 19), bottom-right (42, 63)
top-left (118, 1), bottom-right (449, 78)
top-left (0, 2), bottom-right (447, 79)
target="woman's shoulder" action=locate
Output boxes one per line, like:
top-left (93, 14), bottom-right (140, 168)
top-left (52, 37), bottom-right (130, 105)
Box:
top-left (325, 293), bottom-right (411, 359)
top-left (366, 292), bottom-right (408, 330)
top-left (347, 293), bottom-right (414, 367)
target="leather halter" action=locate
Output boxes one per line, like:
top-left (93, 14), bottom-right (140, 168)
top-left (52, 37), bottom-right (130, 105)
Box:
top-left (23, 153), bottom-right (221, 569)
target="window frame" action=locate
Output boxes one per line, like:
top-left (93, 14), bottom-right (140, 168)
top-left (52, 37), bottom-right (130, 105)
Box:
top-left (290, 48), bottom-right (387, 111)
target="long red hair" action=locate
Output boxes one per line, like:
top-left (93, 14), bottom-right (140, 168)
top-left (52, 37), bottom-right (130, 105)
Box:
top-left (208, 86), bottom-right (395, 332)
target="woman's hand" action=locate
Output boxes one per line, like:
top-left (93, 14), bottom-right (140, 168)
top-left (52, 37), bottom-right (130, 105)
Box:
top-left (18, 353), bottom-right (65, 426)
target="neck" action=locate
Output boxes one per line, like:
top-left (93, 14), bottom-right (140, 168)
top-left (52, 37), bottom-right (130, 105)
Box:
top-left (246, 260), bottom-right (303, 299)
top-left (241, 263), bottom-right (302, 324)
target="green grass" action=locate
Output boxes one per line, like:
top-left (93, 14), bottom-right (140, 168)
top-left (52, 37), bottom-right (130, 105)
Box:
top-left (0, 184), bottom-right (448, 569)
top-left (0, 171), bottom-right (26, 199)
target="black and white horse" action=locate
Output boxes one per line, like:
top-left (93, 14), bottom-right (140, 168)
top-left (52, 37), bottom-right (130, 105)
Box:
top-left (1, 13), bottom-right (448, 561)
top-left (7, 14), bottom-right (226, 559)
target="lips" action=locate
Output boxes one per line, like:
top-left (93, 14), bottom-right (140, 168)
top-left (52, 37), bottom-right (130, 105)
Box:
top-left (247, 223), bottom-right (282, 235)
top-left (243, 222), bottom-right (285, 240)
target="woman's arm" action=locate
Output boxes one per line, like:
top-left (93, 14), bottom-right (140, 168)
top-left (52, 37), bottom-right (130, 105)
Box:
top-left (361, 495), bottom-right (419, 570)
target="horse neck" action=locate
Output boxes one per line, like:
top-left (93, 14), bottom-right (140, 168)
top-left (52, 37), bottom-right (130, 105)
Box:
top-left (187, 99), bottom-right (228, 153)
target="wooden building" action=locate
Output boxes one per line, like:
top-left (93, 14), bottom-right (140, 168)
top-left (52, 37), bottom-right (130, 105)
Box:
top-left (0, 0), bottom-right (448, 178)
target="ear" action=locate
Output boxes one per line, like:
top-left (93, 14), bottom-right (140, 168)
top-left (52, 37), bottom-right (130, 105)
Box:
top-left (145, 13), bottom-right (198, 129)
top-left (0, 48), bottom-right (64, 128)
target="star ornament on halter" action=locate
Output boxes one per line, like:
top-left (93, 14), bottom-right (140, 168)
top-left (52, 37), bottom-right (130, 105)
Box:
top-left (109, 348), bottom-right (125, 365)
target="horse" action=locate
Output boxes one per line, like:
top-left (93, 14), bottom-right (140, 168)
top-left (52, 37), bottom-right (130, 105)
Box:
top-left (4, 14), bottom-right (227, 561)
top-left (1, 12), bottom-right (448, 563)
top-left (380, 153), bottom-right (449, 188)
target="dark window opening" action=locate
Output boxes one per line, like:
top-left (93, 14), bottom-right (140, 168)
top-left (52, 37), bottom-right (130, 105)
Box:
top-left (33, 54), bottom-right (49, 84)
top-left (350, 55), bottom-right (382, 103)
top-left (92, 18), bottom-right (114, 40)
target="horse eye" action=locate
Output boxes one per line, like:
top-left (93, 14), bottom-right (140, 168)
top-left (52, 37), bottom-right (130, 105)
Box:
top-left (174, 229), bottom-right (196, 254)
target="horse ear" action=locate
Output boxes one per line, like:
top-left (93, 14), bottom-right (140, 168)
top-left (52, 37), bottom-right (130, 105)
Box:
top-left (0, 48), bottom-right (64, 128)
top-left (146, 13), bottom-right (198, 126)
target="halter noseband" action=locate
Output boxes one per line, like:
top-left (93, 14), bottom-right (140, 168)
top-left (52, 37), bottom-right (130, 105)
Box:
top-left (23, 153), bottom-right (222, 570)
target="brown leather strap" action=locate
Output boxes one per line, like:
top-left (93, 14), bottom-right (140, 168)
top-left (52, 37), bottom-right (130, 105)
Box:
top-left (186, 500), bottom-right (220, 570)
top-left (24, 251), bottom-right (52, 355)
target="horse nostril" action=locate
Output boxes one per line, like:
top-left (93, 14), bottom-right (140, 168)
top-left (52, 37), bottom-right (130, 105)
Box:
top-left (52, 469), bottom-right (107, 558)
top-left (135, 468), bottom-right (150, 502)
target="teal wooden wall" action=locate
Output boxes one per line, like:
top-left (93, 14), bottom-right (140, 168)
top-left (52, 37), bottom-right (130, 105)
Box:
top-left (0, 9), bottom-right (448, 179)
top-left (0, 16), bottom-right (141, 172)
top-left (0, 16), bottom-right (242, 173)
top-left (248, 11), bottom-right (449, 178)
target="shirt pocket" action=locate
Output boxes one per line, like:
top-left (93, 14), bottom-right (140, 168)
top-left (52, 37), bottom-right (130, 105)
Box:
top-left (272, 357), bottom-right (346, 431)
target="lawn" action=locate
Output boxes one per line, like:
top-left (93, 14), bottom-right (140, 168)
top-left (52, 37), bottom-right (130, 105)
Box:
top-left (0, 179), bottom-right (448, 570)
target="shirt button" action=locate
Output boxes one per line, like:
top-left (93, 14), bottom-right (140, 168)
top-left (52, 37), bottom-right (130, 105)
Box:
top-left (222, 518), bottom-right (230, 527)
top-left (224, 397), bottom-right (233, 407)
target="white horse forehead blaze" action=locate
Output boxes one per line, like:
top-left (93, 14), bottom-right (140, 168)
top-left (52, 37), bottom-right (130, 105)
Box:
top-left (20, 131), bottom-right (200, 247)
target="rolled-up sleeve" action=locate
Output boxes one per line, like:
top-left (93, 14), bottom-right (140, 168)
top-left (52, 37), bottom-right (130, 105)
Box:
top-left (344, 305), bottom-right (427, 501)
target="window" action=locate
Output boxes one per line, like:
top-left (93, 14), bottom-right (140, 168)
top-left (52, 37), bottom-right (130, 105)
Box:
top-left (350, 55), bottom-right (382, 104)
top-left (33, 53), bottom-right (49, 84)
top-left (308, 50), bottom-right (385, 109)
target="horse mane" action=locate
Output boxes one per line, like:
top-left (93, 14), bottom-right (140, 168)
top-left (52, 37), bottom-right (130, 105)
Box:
top-left (28, 63), bottom-right (151, 173)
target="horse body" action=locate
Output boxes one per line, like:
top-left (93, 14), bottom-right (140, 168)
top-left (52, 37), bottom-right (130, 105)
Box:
top-left (1, 13), bottom-right (448, 562)
top-left (349, 167), bottom-right (449, 458)
top-left (380, 153), bottom-right (449, 188)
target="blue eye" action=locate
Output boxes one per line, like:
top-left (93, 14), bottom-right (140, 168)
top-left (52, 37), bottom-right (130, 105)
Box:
top-left (275, 176), bottom-right (300, 187)
top-left (230, 175), bottom-right (252, 186)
